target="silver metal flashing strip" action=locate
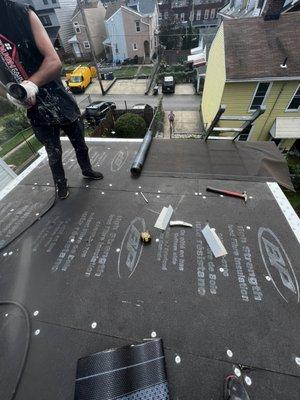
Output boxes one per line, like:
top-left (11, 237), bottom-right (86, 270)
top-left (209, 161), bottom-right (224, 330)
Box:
top-left (0, 148), bottom-right (47, 201)
top-left (267, 182), bottom-right (300, 245)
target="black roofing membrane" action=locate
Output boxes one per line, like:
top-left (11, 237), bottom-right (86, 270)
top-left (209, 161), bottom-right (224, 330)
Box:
top-left (0, 141), bottom-right (299, 399)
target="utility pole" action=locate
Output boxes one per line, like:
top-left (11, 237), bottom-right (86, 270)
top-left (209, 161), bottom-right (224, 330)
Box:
top-left (76, 0), bottom-right (105, 96)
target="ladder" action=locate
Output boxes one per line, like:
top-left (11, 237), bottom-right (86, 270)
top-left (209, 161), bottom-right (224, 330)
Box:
top-left (204, 105), bottom-right (266, 141)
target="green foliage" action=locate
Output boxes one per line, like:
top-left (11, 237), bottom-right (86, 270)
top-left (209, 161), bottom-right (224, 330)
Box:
top-left (157, 69), bottom-right (196, 84)
top-left (115, 113), bottom-right (147, 138)
top-left (151, 97), bottom-right (165, 136)
top-left (289, 164), bottom-right (300, 191)
top-left (0, 128), bottom-right (33, 157)
top-left (5, 136), bottom-right (41, 169)
top-left (0, 97), bottom-right (16, 117)
top-left (1, 110), bottom-right (30, 138)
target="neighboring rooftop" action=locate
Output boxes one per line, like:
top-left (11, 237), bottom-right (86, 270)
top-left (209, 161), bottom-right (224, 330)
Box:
top-left (136, 0), bottom-right (157, 15)
top-left (223, 11), bottom-right (300, 80)
top-left (72, 0), bottom-right (99, 19)
top-left (104, 0), bottom-right (126, 19)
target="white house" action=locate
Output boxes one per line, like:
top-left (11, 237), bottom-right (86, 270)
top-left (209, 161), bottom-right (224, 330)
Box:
top-left (103, 0), bottom-right (159, 63)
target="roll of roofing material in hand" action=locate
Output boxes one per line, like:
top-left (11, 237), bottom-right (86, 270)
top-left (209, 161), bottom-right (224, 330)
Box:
top-left (74, 338), bottom-right (169, 400)
top-left (130, 130), bottom-right (153, 177)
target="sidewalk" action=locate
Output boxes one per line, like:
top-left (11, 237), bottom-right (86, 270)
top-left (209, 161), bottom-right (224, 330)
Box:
top-left (164, 110), bottom-right (203, 138)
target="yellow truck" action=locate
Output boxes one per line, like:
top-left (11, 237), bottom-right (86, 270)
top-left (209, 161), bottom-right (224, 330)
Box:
top-left (66, 65), bottom-right (97, 93)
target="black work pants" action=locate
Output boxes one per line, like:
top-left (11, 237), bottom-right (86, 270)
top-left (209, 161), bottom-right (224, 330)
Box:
top-left (32, 119), bottom-right (92, 184)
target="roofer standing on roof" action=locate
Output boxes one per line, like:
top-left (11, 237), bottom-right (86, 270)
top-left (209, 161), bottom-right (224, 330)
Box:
top-left (0, 0), bottom-right (103, 199)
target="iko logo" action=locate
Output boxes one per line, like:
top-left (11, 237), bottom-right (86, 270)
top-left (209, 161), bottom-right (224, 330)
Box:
top-left (111, 149), bottom-right (128, 172)
top-left (117, 217), bottom-right (146, 279)
top-left (258, 227), bottom-right (299, 303)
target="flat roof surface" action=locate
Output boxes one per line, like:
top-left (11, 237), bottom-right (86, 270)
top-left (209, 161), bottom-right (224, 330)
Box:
top-left (0, 139), bottom-right (299, 399)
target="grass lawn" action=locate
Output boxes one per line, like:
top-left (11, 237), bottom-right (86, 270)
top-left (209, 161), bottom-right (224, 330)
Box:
top-left (5, 136), bottom-right (42, 169)
top-left (113, 67), bottom-right (139, 78)
top-left (0, 128), bottom-right (33, 157)
top-left (138, 66), bottom-right (153, 77)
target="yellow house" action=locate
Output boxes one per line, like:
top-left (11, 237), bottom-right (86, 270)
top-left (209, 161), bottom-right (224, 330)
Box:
top-left (201, 11), bottom-right (300, 151)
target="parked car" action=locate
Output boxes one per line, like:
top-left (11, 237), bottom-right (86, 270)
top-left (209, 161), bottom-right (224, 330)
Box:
top-left (84, 101), bottom-right (116, 125)
top-left (162, 76), bottom-right (175, 94)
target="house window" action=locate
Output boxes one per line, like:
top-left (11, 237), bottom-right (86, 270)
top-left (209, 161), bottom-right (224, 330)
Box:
top-left (190, 11), bottom-right (194, 21)
top-left (115, 44), bottom-right (119, 54)
top-left (133, 43), bottom-right (138, 50)
top-left (164, 11), bottom-right (168, 19)
top-left (196, 10), bottom-right (201, 20)
top-left (180, 13), bottom-right (185, 21)
top-left (286, 85), bottom-right (300, 111)
top-left (43, 0), bottom-right (49, 4)
top-left (174, 13), bottom-right (178, 20)
top-left (204, 9), bottom-right (209, 19)
top-left (40, 15), bottom-right (51, 26)
top-left (52, 0), bottom-right (57, 3)
top-left (210, 8), bottom-right (216, 19)
top-left (135, 21), bottom-right (141, 32)
top-left (83, 41), bottom-right (90, 49)
top-left (249, 82), bottom-right (271, 111)
top-left (73, 22), bottom-right (81, 33)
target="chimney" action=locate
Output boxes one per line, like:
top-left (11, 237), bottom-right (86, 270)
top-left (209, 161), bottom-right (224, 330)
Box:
top-left (263, 0), bottom-right (285, 20)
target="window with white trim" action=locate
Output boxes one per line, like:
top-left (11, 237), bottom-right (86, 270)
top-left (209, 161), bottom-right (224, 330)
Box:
top-left (210, 8), bottom-right (216, 19)
top-left (133, 43), bottom-right (138, 50)
top-left (135, 21), bottom-right (141, 32)
top-left (174, 13), bottom-right (178, 20)
top-left (286, 85), bottom-right (300, 111)
top-left (196, 10), bottom-right (201, 20)
top-left (164, 11), bottom-right (168, 19)
top-left (83, 41), bottom-right (90, 49)
top-left (73, 22), bottom-right (81, 33)
top-left (204, 9), bottom-right (209, 19)
top-left (180, 12), bottom-right (185, 21)
top-left (249, 82), bottom-right (270, 111)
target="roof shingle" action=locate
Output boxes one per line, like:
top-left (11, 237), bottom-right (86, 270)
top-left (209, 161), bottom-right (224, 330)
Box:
top-left (223, 12), bottom-right (300, 80)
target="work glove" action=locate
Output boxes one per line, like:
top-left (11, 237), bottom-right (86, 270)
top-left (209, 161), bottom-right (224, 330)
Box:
top-left (7, 80), bottom-right (39, 109)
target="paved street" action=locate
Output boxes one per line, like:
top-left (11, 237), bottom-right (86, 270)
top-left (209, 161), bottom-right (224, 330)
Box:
top-left (74, 80), bottom-right (202, 136)
top-left (76, 91), bottom-right (201, 111)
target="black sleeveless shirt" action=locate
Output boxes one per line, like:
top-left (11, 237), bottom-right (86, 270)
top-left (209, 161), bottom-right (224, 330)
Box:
top-left (0, 0), bottom-right (80, 126)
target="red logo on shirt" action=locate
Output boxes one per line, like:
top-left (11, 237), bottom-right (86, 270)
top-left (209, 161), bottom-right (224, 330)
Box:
top-left (0, 34), bottom-right (28, 83)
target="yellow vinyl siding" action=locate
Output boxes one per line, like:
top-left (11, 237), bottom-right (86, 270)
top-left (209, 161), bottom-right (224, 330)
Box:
top-left (217, 80), bottom-right (299, 148)
top-left (218, 82), bottom-right (257, 129)
top-left (249, 81), bottom-right (300, 142)
top-left (201, 23), bottom-right (226, 128)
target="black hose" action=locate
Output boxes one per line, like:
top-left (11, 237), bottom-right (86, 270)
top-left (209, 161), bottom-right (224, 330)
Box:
top-left (0, 301), bottom-right (31, 400)
top-left (130, 130), bottom-right (153, 177)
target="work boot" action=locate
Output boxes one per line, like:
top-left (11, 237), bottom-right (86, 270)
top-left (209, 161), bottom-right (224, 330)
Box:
top-left (56, 180), bottom-right (69, 200)
top-left (82, 169), bottom-right (104, 180)
top-left (224, 375), bottom-right (250, 400)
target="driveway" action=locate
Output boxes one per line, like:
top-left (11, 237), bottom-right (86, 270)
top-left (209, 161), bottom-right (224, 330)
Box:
top-left (108, 79), bottom-right (147, 95)
top-left (174, 83), bottom-right (195, 95)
